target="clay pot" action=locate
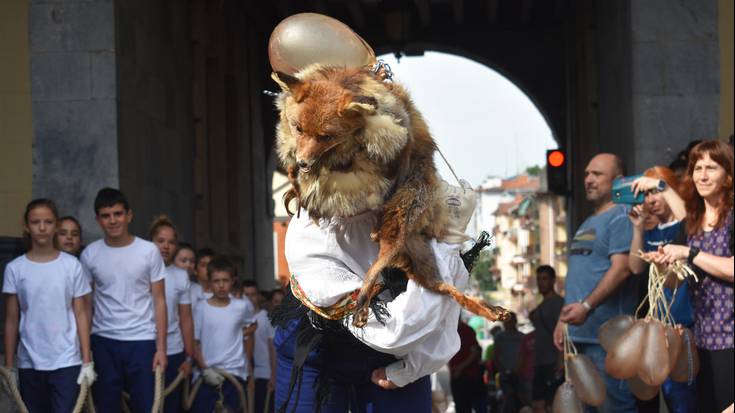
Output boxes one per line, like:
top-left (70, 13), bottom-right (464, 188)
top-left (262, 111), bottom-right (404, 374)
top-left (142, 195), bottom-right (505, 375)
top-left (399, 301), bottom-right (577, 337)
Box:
top-left (628, 375), bottom-right (660, 401)
top-left (605, 319), bottom-right (646, 379)
top-left (268, 13), bottom-right (376, 76)
top-left (598, 314), bottom-right (634, 352)
top-left (567, 354), bottom-right (606, 407)
top-left (552, 381), bottom-right (584, 413)
top-left (666, 325), bottom-right (683, 370)
top-left (638, 320), bottom-right (670, 386)
top-left (670, 327), bottom-right (700, 383)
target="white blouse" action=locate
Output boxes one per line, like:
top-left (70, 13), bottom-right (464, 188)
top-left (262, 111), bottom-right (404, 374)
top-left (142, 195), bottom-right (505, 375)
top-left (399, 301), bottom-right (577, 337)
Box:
top-left (285, 209), bottom-right (466, 387)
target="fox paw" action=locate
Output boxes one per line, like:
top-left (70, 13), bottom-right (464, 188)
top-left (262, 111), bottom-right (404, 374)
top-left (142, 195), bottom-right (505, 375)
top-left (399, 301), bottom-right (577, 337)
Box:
top-left (482, 304), bottom-right (511, 321)
top-left (352, 306), bottom-right (370, 328)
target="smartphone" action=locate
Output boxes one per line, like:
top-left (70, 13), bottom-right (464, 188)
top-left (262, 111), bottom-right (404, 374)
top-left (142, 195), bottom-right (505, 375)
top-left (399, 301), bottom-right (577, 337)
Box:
top-left (612, 174), bottom-right (644, 204)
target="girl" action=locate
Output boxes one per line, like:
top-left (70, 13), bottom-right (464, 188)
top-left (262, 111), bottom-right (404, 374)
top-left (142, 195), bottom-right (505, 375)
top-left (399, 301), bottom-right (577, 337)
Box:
top-left (640, 140), bottom-right (734, 413)
top-left (3, 199), bottom-right (95, 412)
top-left (173, 242), bottom-right (196, 280)
top-left (630, 167), bottom-right (696, 412)
top-left (55, 216), bottom-right (83, 257)
top-left (149, 216), bottom-right (195, 413)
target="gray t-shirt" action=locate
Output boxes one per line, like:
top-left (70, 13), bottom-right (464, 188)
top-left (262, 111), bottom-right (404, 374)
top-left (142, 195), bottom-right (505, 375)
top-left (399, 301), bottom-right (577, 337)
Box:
top-left (530, 294), bottom-right (564, 365)
top-left (565, 205), bottom-right (634, 343)
top-left (494, 330), bottom-right (524, 372)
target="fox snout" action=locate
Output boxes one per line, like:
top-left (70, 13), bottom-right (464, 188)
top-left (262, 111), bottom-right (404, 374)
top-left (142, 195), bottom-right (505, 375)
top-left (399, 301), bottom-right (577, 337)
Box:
top-left (297, 158), bottom-right (315, 173)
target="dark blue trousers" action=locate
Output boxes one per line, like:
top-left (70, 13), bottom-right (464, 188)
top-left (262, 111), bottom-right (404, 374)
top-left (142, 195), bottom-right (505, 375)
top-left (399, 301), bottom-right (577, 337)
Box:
top-left (274, 320), bottom-right (432, 413)
top-left (190, 376), bottom-right (247, 412)
top-left (91, 334), bottom-right (157, 413)
top-left (19, 365), bottom-right (81, 413)
top-left (255, 377), bottom-right (275, 413)
top-left (164, 352), bottom-right (186, 413)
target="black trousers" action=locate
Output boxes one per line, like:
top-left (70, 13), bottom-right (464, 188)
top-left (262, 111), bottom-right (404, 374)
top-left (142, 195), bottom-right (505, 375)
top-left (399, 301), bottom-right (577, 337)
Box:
top-left (697, 347), bottom-right (734, 413)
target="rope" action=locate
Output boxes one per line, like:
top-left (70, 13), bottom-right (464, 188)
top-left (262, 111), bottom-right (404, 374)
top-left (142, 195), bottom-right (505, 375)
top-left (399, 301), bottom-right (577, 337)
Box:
top-left (151, 366), bottom-right (165, 413)
top-left (0, 367), bottom-right (27, 413)
top-left (182, 376), bottom-right (204, 411)
top-left (214, 368), bottom-right (249, 413)
top-left (71, 380), bottom-right (94, 413)
top-left (436, 147), bottom-right (463, 187)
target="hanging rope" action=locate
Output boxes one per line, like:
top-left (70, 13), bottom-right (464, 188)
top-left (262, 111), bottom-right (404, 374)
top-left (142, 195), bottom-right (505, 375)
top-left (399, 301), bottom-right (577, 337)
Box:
top-left (0, 366), bottom-right (95, 413)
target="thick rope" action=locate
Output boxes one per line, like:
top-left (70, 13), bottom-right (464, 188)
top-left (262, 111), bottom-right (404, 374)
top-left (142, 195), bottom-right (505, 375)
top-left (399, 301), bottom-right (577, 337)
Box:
top-left (183, 376), bottom-right (204, 411)
top-left (214, 368), bottom-right (249, 413)
top-left (151, 366), bottom-right (165, 413)
top-left (0, 367), bottom-right (28, 413)
top-left (71, 380), bottom-right (94, 413)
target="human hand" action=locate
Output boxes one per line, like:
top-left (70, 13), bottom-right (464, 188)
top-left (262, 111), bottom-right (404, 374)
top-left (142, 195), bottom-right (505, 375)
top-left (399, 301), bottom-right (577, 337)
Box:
top-left (628, 204), bottom-right (648, 230)
top-left (178, 359), bottom-right (192, 377)
top-left (559, 303), bottom-right (589, 326)
top-left (553, 321), bottom-right (565, 351)
top-left (371, 368), bottom-right (398, 390)
top-left (152, 350), bottom-right (168, 372)
top-left (268, 376), bottom-right (275, 392)
top-left (76, 362), bottom-right (97, 385)
top-left (660, 244), bottom-right (689, 261)
top-left (632, 177), bottom-right (662, 198)
top-left (202, 368), bottom-right (225, 386)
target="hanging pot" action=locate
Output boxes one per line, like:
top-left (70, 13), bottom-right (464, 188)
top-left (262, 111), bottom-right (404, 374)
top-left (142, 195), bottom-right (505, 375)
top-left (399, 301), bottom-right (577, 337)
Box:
top-left (268, 13), bottom-right (376, 76)
top-left (605, 319), bottom-right (646, 379)
top-left (567, 354), bottom-right (606, 407)
top-left (670, 327), bottom-right (700, 383)
top-left (552, 381), bottom-right (584, 413)
top-left (666, 324), bottom-right (683, 370)
top-left (628, 375), bottom-right (660, 401)
top-left (638, 320), bottom-right (670, 386)
top-left (598, 314), bottom-right (635, 352)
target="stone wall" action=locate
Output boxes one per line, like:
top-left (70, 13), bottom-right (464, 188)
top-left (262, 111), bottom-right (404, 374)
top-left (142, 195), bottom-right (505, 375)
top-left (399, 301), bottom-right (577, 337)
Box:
top-left (29, 0), bottom-right (118, 240)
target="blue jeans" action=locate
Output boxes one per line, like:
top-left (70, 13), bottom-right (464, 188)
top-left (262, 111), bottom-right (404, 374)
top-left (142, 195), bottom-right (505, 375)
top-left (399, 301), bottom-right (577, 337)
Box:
top-left (91, 334), bottom-right (157, 413)
top-left (575, 343), bottom-right (636, 413)
top-left (18, 365), bottom-right (81, 413)
top-left (274, 320), bottom-right (432, 413)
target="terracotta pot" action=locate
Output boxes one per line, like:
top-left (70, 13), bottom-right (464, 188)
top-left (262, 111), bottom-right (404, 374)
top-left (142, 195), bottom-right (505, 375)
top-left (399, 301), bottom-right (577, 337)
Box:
top-left (638, 320), bottom-right (670, 386)
top-left (628, 374), bottom-right (660, 401)
top-left (552, 381), bottom-right (584, 413)
top-left (605, 319), bottom-right (645, 379)
top-left (598, 314), bottom-right (635, 352)
top-left (568, 354), bottom-right (606, 407)
top-left (670, 327), bottom-right (700, 383)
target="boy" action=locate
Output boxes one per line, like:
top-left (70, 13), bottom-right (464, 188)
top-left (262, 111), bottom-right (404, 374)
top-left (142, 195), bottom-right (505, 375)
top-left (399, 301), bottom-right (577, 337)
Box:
top-left (193, 257), bottom-right (255, 411)
top-left (243, 281), bottom-right (276, 413)
top-left (80, 188), bottom-right (168, 412)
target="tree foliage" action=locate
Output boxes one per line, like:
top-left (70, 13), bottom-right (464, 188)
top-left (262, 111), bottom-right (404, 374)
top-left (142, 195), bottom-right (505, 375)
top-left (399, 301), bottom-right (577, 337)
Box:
top-left (470, 249), bottom-right (498, 292)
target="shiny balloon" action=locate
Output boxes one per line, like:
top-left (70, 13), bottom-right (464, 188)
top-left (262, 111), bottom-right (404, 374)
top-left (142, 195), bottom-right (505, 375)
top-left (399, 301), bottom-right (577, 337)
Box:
top-left (598, 314), bottom-right (634, 352)
top-left (638, 320), bottom-right (670, 386)
top-left (552, 382), bottom-right (584, 413)
top-left (605, 319), bottom-right (645, 379)
top-left (568, 354), bottom-right (606, 407)
top-left (268, 13), bottom-right (376, 76)
top-left (628, 375), bottom-right (660, 401)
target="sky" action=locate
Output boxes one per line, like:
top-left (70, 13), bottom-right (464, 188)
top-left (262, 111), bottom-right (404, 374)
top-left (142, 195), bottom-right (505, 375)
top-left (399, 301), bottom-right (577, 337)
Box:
top-left (378, 52), bottom-right (557, 187)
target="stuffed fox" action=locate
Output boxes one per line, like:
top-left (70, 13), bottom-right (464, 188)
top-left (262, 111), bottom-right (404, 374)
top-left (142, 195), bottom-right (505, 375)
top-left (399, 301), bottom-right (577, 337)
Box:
top-left (273, 64), bottom-right (509, 327)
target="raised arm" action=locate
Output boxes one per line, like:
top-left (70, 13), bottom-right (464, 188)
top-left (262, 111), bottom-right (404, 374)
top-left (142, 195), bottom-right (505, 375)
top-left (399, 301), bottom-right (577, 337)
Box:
top-left (628, 205), bottom-right (649, 274)
top-left (632, 177), bottom-right (686, 221)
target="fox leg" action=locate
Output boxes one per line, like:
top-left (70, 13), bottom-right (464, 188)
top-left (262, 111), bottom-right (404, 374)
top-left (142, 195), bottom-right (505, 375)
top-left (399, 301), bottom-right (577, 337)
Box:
top-left (352, 244), bottom-right (399, 328)
top-left (405, 268), bottom-right (511, 322)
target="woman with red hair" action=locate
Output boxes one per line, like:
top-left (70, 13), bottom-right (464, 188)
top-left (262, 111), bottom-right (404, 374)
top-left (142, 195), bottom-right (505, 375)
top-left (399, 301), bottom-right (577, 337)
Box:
top-left (640, 140), bottom-right (734, 412)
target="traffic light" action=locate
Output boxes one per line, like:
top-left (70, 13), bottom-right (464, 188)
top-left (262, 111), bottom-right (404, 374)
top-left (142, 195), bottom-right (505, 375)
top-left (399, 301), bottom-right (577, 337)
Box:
top-left (546, 149), bottom-right (568, 195)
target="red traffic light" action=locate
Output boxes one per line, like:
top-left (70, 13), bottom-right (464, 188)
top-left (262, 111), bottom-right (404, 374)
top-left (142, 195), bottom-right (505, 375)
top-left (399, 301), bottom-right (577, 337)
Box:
top-left (548, 150), bottom-right (565, 168)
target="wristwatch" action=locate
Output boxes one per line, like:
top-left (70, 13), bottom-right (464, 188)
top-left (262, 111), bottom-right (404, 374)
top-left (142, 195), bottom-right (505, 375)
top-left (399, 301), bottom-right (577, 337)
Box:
top-left (580, 299), bottom-right (593, 312)
top-left (656, 179), bottom-right (666, 192)
top-left (687, 246), bottom-right (700, 265)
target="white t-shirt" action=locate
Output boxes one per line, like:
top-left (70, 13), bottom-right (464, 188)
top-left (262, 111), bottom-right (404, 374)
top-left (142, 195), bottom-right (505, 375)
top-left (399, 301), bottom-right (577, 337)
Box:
top-left (2, 252), bottom-right (91, 370)
top-left (81, 237), bottom-right (166, 341)
top-left (286, 209), bottom-right (466, 387)
top-left (189, 282), bottom-right (212, 316)
top-left (252, 309), bottom-right (276, 379)
top-left (165, 265), bottom-right (192, 355)
top-left (194, 298), bottom-right (255, 380)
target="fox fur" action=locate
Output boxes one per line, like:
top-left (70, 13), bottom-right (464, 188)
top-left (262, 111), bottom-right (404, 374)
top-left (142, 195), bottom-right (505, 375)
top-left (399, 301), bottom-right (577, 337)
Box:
top-left (273, 65), bottom-right (509, 327)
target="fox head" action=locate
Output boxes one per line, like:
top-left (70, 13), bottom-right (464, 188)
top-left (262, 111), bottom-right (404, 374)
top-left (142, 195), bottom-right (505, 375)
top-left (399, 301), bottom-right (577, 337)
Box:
top-left (273, 65), bottom-right (416, 217)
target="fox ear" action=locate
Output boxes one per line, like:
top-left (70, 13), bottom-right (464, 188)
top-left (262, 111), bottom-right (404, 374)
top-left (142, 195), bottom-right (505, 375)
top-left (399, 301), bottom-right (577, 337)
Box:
top-left (342, 95), bottom-right (377, 115)
top-left (272, 72), bottom-right (300, 93)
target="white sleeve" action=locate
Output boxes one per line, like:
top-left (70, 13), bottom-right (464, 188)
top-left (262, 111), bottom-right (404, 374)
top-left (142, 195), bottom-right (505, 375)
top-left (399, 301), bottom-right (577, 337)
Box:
top-left (2, 263), bottom-right (17, 294)
top-left (179, 272), bottom-right (192, 305)
top-left (79, 248), bottom-right (93, 285)
top-left (348, 241), bottom-right (468, 386)
top-left (194, 304), bottom-right (203, 340)
top-left (148, 246), bottom-right (166, 283)
top-left (71, 259), bottom-right (92, 298)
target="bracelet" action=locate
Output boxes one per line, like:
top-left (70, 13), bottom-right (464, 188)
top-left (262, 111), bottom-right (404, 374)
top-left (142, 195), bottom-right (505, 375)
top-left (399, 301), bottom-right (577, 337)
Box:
top-left (580, 300), bottom-right (593, 312)
top-left (687, 246), bottom-right (700, 265)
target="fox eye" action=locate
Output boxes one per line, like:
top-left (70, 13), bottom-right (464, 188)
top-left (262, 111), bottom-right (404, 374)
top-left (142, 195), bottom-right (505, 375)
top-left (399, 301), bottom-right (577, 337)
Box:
top-left (294, 124), bottom-right (303, 134)
top-left (317, 135), bottom-right (333, 143)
